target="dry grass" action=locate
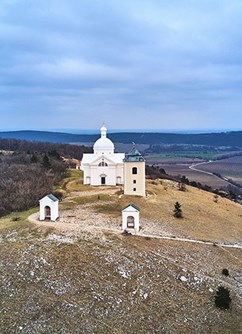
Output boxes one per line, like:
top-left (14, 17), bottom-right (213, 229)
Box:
top-left (79, 178), bottom-right (242, 243)
top-left (0, 229), bottom-right (242, 334)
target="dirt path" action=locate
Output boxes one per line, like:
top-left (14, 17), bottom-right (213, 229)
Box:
top-left (189, 161), bottom-right (215, 176)
top-left (144, 233), bottom-right (242, 250)
top-left (28, 211), bottom-right (242, 250)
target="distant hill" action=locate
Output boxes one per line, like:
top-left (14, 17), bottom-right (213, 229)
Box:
top-left (1, 130), bottom-right (242, 147)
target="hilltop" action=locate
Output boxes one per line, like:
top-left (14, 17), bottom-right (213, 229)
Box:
top-left (0, 171), bottom-right (242, 333)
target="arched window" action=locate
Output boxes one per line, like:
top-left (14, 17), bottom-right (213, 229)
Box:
top-left (132, 167), bottom-right (137, 174)
top-left (98, 161), bottom-right (108, 167)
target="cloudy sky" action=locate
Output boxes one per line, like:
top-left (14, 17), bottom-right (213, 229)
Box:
top-left (1, 0), bottom-right (242, 131)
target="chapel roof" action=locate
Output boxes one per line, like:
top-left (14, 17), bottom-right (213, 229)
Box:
top-left (47, 194), bottom-right (59, 202)
top-left (122, 203), bottom-right (140, 212)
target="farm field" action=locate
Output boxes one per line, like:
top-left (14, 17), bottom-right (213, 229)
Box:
top-left (196, 157), bottom-right (242, 186)
top-left (157, 163), bottom-right (229, 189)
top-left (151, 155), bottom-right (242, 190)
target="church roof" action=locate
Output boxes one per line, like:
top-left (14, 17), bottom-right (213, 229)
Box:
top-left (93, 126), bottom-right (114, 153)
top-left (93, 137), bottom-right (114, 151)
top-left (123, 145), bottom-right (145, 162)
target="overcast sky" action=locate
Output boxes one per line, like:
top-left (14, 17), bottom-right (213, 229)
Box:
top-left (1, 0), bottom-right (242, 131)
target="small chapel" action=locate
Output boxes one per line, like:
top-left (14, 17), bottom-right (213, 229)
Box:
top-left (81, 126), bottom-right (146, 196)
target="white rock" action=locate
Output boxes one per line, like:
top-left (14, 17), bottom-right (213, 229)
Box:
top-left (180, 276), bottom-right (188, 282)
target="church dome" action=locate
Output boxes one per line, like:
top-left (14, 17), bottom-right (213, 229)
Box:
top-left (93, 126), bottom-right (114, 154)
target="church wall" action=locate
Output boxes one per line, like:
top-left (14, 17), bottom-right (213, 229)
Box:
top-left (82, 165), bottom-right (91, 184)
top-left (90, 165), bottom-right (117, 186)
top-left (116, 164), bottom-right (124, 184)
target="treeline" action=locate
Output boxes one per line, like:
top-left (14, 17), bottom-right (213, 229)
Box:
top-left (145, 144), bottom-right (240, 154)
top-left (0, 138), bottom-right (92, 160)
top-left (0, 151), bottom-right (68, 217)
top-left (2, 130), bottom-right (242, 147)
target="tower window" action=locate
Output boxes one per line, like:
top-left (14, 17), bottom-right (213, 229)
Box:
top-left (133, 188), bottom-right (136, 191)
top-left (133, 180), bottom-right (136, 184)
top-left (132, 167), bottom-right (137, 174)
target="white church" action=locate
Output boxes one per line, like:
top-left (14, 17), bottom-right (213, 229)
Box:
top-left (80, 126), bottom-right (146, 196)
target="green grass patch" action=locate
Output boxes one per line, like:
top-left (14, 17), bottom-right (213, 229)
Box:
top-left (93, 202), bottom-right (122, 215)
top-left (54, 168), bottom-right (83, 191)
top-left (0, 207), bottom-right (38, 231)
top-left (61, 194), bottom-right (111, 210)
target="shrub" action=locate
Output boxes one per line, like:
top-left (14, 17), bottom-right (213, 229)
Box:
top-left (222, 268), bottom-right (229, 276)
top-left (12, 216), bottom-right (20, 221)
top-left (174, 202), bottom-right (183, 218)
top-left (215, 286), bottom-right (231, 310)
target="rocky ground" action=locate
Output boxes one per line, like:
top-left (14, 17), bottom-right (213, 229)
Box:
top-left (0, 227), bottom-right (242, 334)
top-left (1, 178), bottom-right (242, 333)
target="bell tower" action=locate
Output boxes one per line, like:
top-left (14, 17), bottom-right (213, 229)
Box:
top-left (123, 144), bottom-right (146, 197)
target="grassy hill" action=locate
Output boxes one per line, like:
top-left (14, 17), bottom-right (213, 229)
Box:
top-left (0, 173), bottom-right (242, 333)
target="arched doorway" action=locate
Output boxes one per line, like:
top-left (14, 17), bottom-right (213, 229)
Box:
top-left (127, 216), bottom-right (135, 228)
top-left (45, 206), bottom-right (51, 219)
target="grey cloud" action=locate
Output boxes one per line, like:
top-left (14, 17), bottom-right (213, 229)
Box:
top-left (0, 0), bottom-right (242, 130)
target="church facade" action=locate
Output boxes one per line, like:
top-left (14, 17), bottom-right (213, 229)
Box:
top-left (81, 126), bottom-right (125, 186)
top-left (81, 126), bottom-right (146, 196)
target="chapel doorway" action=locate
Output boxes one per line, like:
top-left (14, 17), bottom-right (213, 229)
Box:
top-left (45, 206), bottom-right (51, 219)
top-left (127, 216), bottom-right (135, 228)
top-left (101, 176), bottom-right (106, 185)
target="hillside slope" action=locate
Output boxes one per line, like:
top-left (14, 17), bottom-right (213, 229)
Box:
top-left (0, 176), bottom-right (242, 333)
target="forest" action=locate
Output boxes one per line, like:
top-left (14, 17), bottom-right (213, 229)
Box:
top-left (0, 138), bottom-right (92, 160)
top-left (0, 140), bottom-right (90, 217)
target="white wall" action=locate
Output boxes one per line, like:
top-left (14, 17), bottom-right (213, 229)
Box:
top-left (82, 162), bottom-right (124, 186)
top-left (39, 197), bottom-right (59, 222)
top-left (122, 208), bottom-right (140, 233)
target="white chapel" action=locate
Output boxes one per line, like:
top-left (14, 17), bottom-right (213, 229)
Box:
top-left (81, 126), bottom-right (125, 186)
